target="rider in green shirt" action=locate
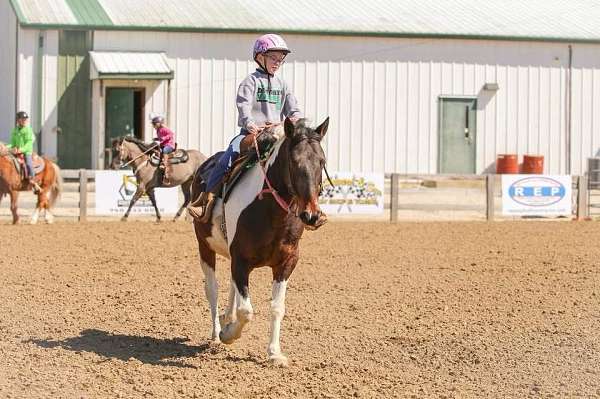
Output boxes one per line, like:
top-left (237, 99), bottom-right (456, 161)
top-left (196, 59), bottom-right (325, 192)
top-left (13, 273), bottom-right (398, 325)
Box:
top-left (6, 111), bottom-right (40, 193)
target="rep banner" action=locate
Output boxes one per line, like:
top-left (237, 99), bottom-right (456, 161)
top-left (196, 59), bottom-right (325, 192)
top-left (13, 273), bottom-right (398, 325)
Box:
top-left (95, 171), bottom-right (179, 216)
top-left (318, 172), bottom-right (384, 215)
top-left (502, 175), bottom-right (572, 216)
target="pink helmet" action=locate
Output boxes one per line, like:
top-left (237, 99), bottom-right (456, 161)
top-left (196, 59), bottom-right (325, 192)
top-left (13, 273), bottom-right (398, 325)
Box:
top-left (253, 34), bottom-right (291, 60)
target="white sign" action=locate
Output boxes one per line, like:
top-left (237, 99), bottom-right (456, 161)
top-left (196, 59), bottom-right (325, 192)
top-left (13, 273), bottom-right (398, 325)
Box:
top-left (318, 172), bottom-right (384, 215)
top-left (502, 175), bottom-right (572, 216)
top-left (95, 170), bottom-right (179, 215)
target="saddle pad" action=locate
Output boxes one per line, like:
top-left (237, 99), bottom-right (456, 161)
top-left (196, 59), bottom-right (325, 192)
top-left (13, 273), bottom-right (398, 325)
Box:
top-left (149, 149), bottom-right (189, 167)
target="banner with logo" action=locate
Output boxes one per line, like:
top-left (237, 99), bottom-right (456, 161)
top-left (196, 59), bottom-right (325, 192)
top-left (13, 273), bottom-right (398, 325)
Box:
top-left (95, 171), bottom-right (179, 215)
top-left (318, 172), bottom-right (384, 215)
top-left (502, 175), bottom-right (572, 216)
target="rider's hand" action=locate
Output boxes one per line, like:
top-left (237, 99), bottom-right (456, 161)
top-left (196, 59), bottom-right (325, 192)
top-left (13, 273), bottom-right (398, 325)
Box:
top-left (246, 122), bottom-right (259, 134)
top-left (288, 117), bottom-right (299, 123)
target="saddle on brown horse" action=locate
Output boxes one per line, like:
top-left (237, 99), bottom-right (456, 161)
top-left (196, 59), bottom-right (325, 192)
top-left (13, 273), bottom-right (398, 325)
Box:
top-left (8, 152), bottom-right (45, 181)
top-left (148, 147), bottom-right (189, 184)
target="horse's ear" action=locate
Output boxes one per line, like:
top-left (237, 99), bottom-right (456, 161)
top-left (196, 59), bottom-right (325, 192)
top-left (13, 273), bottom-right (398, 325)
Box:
top-left (284, 117), bottom-right (295, 138)
top-left (315, 117), bottom-right (329, 141)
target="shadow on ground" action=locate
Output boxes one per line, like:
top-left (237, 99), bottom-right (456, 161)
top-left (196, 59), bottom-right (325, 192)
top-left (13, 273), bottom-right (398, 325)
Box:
top-left (28, 329), bottom-right (214, 368)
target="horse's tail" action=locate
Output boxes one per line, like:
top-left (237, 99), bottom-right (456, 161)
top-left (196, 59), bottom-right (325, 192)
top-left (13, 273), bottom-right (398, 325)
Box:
top-left (49, 162), bottom-right (63, 208)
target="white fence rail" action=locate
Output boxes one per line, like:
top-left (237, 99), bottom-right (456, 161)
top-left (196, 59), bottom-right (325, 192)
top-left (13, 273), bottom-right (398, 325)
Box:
top-left (47, 170), bottom-right (590, 223)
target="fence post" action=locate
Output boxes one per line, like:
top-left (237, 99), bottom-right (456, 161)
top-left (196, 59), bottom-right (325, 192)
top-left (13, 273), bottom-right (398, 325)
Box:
top-left (577, 175), bottom-right (589, 220)
top-left (390, 173), bottom-right (399, 223)
top-left (79, 169), bottom-right (87, 222)
top-left (486, 174), bottom-right (495, 221)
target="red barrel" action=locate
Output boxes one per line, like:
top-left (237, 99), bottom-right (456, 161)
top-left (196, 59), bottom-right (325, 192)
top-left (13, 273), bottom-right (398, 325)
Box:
top-left (521, 155), bottom-right (544, 174)
top-left (496, 154), bottom-right (519, 174)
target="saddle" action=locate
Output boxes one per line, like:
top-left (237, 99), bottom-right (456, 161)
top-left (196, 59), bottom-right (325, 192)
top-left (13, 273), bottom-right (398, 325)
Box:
top-left (149, 148), bottom-right (189, 167)
top-left (8, 152), bottom-right (45, 180)
top-left (192, 128), bottom-right (279, 203)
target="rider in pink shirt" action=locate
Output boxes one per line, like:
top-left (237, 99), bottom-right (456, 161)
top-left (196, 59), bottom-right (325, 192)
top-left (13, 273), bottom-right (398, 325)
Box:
top-left (151, 115), bottom-right (175, 183)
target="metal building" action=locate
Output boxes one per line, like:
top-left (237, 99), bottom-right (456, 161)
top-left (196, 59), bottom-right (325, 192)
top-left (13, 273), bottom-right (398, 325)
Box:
top-left (2, 0), bottom-right (600, 175)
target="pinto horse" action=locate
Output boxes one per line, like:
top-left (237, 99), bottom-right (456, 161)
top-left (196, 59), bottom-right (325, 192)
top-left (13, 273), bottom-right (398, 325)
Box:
top-left (112, 137), bottom-right (207, 222)
top-left (191, 117), bottom-right (329, 365)
top-left (0, 144), bottom-right (62, 224)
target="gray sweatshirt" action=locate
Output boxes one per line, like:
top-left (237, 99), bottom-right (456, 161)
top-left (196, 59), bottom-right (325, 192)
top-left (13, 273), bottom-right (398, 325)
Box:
top-left (236, 69), bottom-right (302, 130)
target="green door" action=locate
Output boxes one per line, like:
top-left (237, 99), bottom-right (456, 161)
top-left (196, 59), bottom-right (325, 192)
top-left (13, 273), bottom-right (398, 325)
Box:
top-left (439, 98), bottom-right (477, 173)
top-left (105, 88), bottom-right (135, 148)
top-left (57, 30), bottom-right (92, 169)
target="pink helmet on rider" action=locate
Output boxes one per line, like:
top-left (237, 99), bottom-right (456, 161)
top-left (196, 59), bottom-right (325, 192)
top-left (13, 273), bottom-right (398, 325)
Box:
top-left (252, 34), bottom-right (291, 61)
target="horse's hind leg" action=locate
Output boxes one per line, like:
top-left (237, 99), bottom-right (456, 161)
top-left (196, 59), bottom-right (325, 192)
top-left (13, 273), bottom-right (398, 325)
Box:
top-left (219, 257), bottom-right (253, 345)
top-left (194, 222), bottom-right (221, 342)
top-left (173, 179), bottom-right (192, 221)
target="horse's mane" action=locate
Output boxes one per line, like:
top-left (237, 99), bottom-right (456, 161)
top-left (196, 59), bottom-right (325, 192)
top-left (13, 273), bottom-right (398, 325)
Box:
top-left (121, 136), bottom-right (155, 152)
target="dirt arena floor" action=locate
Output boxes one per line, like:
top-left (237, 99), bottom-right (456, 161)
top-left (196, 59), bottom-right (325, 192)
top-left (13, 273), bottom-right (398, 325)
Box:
top-left (0, 220), bottom-right (599, 398)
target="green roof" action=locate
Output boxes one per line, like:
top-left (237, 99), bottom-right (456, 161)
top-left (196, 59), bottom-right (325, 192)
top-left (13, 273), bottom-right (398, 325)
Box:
top-left (10, 0), bottom-right (600, 43)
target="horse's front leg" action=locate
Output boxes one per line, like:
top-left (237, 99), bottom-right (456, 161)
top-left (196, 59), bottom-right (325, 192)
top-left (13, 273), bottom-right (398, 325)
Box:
top-left (9, 190), bottom-right (19, 224)
top-left (121, 186), bottom-right (145, 221)
top-left (219, 257), bottom-right (253, 344)
top-left (267, 256), bottom-right (298, 366)
top-left (147, 188), bottom-right (161, 223)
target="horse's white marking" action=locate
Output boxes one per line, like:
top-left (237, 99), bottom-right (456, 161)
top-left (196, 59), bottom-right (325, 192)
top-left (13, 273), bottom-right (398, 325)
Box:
top-left (224, 134), bottom-right (284, 248)
top-left (200, 260), bottom-right (221, 342)
top-left (268, 280), bottom-right (288, 365)
top-left (219, 282), bottom-right (254, 344)
top-left (45, 211), bottom-right (54, 224)
top-left (205, 198), bottom-right (229, 258)
top-left (30, 208), bottom-right (40, 225)
top-left (221, 279), bottom-right (237, 324)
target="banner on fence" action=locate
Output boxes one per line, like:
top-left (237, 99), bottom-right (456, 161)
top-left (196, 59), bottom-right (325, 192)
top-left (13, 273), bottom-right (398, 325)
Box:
top-left (318, 172), bottom-right (384, 215)
top-left (95, 171), bottom-right (179, 215)
top-left (502, 175), bottom-right (572, 216)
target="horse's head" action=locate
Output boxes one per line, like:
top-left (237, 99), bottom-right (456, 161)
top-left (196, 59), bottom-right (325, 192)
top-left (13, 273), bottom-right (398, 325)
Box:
top-left (282, 117), bottom-right (329, 228)
top-left (110, 137), bottom-right (127, 169)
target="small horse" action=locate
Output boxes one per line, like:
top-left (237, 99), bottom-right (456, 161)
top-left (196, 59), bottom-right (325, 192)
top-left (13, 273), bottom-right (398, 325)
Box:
top-left (112, 137), bottom-right (207, 222)
top-left (191, 117), bottom-right (329, 366)
top-left (0, 143), bottom-right (62, 224)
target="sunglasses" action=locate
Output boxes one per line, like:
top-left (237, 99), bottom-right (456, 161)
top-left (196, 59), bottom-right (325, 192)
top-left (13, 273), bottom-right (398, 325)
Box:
top-left (264, 53), bottom-right (286, 64)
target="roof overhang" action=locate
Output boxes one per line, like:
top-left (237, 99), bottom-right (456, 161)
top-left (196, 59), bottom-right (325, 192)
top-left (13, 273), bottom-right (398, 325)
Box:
top-left (89, 51), bottom-right (173, 80)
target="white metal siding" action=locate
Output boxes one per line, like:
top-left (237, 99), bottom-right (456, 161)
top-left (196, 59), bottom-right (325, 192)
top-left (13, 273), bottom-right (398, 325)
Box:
top-left (90, 31), bottom-right (600, 175)
top-left (0, 1), bottom-right (17, 143)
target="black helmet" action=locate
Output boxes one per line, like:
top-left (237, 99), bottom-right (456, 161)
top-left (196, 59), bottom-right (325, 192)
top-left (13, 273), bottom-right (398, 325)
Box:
top-left (16, 111), bottom-right (29, 120)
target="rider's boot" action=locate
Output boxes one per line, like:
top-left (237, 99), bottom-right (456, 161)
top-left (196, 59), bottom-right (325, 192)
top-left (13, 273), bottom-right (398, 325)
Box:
top-left (29, 177), bottom-right (41, 195)
top-left (188, 191), bottom-right (216, 223)
top-left (160, 155), bottom-right (170, 185)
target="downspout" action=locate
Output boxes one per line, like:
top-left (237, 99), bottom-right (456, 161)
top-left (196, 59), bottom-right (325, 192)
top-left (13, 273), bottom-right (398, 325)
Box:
top-left (566, 44), bottom-right (573, 175)
top-left (35, 31), bottom-right (44, 154)
top-left (14, 23), bottom-right (19, 125)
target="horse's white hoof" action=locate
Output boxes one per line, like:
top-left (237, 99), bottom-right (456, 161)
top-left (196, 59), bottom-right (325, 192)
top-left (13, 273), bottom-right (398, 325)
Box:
top-left (268, 354), bottom-right (288, 367)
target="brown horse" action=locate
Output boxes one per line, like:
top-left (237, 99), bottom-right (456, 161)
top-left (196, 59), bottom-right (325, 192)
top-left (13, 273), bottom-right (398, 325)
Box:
top-left (191, 117), bottom-right (329, 366)
top-left (0, 143), bottom-right (62, 224)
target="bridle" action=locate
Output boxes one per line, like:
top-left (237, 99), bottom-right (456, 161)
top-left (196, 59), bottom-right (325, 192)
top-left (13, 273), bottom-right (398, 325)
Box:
top-left (253, 125), bottom-right (334, 216)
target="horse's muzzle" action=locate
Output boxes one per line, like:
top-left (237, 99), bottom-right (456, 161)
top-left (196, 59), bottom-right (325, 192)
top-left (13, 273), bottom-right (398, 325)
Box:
top-left (299, 210), bottom-right (328, 230)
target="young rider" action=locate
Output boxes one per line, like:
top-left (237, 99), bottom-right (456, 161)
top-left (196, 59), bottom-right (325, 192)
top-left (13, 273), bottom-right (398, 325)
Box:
top-left (188, 33), bottom-right (302, 222)
top-left (6, 111), bottom-right (40, 193)
top-left (151, 115), bottom-right (175, 183)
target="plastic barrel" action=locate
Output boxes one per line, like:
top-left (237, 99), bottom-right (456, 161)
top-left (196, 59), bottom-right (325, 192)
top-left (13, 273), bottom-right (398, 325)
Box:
top-left (521, 155), bottom-right (544, 174)
top-left (496, 154), bottom-right (519, 174)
